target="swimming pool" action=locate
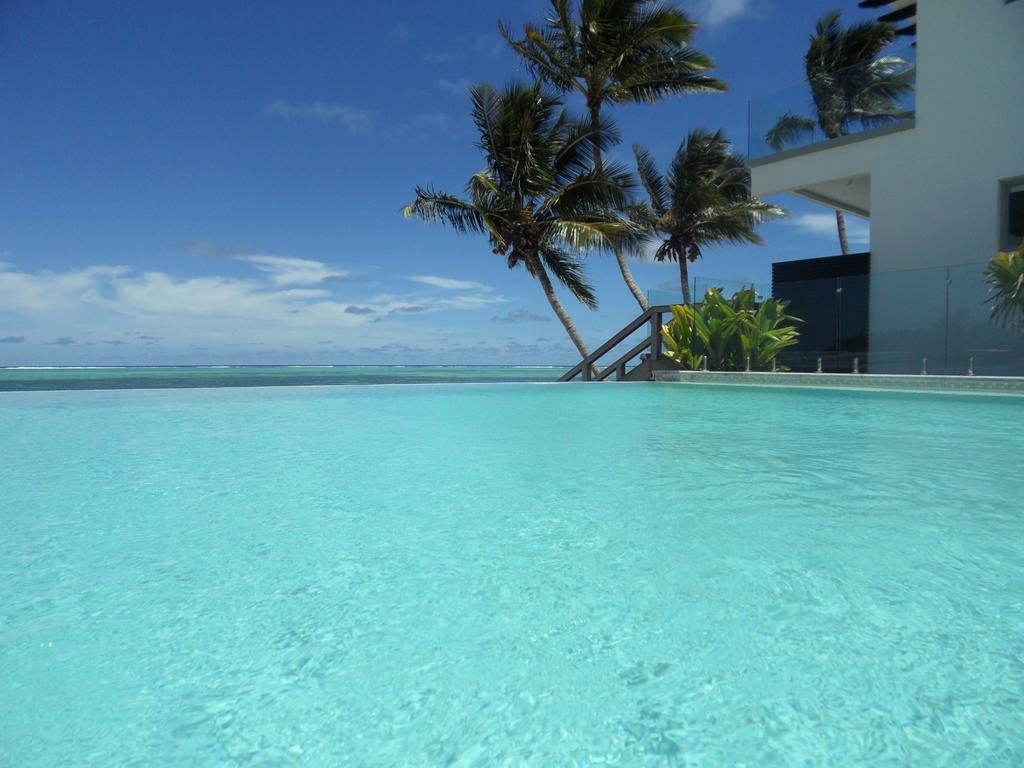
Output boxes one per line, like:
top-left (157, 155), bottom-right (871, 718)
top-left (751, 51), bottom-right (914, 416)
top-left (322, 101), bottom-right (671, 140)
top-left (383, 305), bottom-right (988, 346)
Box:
top-left (2, 383), bottom-right (1022, 765)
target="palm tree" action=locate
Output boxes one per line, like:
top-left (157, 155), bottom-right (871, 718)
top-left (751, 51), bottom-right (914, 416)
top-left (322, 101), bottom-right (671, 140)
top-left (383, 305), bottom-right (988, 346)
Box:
top-left (629, 129), bottom-right (785, 305)
top-left (501, 0), bottom-right (725, 311)
top-left (766, 10), bottom-right (914, 254)
top-left (404, 82), bottom-right (635, 363)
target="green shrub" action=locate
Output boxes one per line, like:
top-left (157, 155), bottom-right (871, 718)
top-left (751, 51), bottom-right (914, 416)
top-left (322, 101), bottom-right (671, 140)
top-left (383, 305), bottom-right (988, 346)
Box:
top-left (661, 287), bottom-right (801, 371)
top-left (985, 248), bottom-right (1024, 331)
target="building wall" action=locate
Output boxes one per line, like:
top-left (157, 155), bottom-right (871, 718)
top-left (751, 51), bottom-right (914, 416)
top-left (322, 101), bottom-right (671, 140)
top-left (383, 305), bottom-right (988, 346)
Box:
top-left (752, 0), bottom-right (1024, 374)
top-left (869, 0), bottom-right (1024, 373)
top-left (874, 0), bottom-right (1024, 274)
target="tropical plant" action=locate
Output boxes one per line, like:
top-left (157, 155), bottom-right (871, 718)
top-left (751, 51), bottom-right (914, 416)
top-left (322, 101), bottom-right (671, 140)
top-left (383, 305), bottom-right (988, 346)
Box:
top-left (403, 82), bottom-right (636, 363)
top-left (629, 129), bottom-right (785, 305)
top-left (501, 0), bottom-right (725, 311)
top-left (765, 10), bottom-right (914, 254)
top-left (985, 248), bottom-right (1024, 330)
top-left (661, 287), bottom-right (801, 371)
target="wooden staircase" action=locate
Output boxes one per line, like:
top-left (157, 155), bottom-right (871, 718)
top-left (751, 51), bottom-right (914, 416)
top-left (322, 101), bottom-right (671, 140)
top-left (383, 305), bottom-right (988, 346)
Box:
top-left (558, 305), bottom-right (677, 382)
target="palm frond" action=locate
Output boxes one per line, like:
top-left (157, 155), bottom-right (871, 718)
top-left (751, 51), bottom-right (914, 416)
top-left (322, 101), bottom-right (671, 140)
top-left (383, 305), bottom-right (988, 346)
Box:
top-left (540, 246), bottom-right (598, 309)
top-left (612, 46), bottom-right (726, 104)
top-left (505, 0), bottom-right (724, 107)
top-left (765, 113), bottom-right (817, 151)
top-left (407, 80), bottom-right (630, 316)
top-left (470, 83), bottom-right (505, 181)
top-left (403, 187), bottom-right (488, 235)
top-left (633, 143), bottom-right (669, 215)
top-left (986, 249), bottom-right (1024, 329)
top-left (502, 22), bottom-right (579, 93)
top-left (543, 163), bottom-right (634, 219)
top-left (629, 128), bottom-right (786, 263)
top-left (552, 113), bottom-right (623, 183)
top-left (626, 201), bottom-right (660, 229)
top-left (803, 10), bottom-right (911, 139)
top-left (548, 217), bottom-right (636, 253)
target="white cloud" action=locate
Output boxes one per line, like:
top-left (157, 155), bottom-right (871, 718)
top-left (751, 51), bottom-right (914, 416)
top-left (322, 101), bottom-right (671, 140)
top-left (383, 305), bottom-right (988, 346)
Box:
top-left (492, 310), bottom-right (551, 323)
top-left (179, 240), bottom-right (255, 258)
top-left (236, 255), bottom-right (349, 286)
top-left (0, 263), bottom-right (131, 312)
top-left (409, 275), bottom-right (492, 291)
top-left (0, 261), bottom-right (508, 359)
top-left (437, 78), bottom-right (472, 96)
top-left (687, 0), bottom-right (755, 28)
top-left (436, 293), bottom-right (502, 310)
top-left (265, 101), bottom-right (372, 133)
top-left (789, 213), bottom-right (870, 248)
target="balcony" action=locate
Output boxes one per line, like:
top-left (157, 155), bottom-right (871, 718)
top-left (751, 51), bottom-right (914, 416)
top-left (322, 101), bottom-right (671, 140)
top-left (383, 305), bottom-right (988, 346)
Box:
top-left (748, 45), bottom-right (916, 164)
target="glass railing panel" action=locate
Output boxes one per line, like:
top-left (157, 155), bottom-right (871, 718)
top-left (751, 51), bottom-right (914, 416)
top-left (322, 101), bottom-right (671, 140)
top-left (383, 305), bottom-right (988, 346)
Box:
top-left (748, 45), bottom-right (916, 161)
top-left (773, 276), bottom-right (840, 371)
top-left (837, 273), bottom-right (870, 370)
top-left (693, 277), bottom-right (770, 302)
top-left (947, 261), bottom-right (1024, 376)
top-left (769, 274), bottom-right (868, 372)
top-left (644, 258), bottom-right (1024, 378)
top-left (647, 279), bottom-right (770, 307)
top-left (646, 289), bottom-right (685, 306)
top-left (867, 265), bottom-right (948, 374)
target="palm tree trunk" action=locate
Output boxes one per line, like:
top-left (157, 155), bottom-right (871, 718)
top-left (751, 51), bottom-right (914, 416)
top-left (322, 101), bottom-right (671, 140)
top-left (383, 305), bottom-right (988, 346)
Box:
top-left (614, 247), bottom-right (650, 311)
top-left (678, 256), bottom-right (692, 306)
top-left (589, 104), bottom-right (605, 175)
top-left (529, 253), bottom-right (596, 374)
top-left (591, 103), bottom-right (649, 312)
top-left (835, 209), bottom-right (850, 255)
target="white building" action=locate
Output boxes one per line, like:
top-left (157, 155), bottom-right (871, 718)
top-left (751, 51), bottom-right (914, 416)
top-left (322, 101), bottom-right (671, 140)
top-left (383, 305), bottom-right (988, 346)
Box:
top-left (750, 0), bottom-right (1024, 374)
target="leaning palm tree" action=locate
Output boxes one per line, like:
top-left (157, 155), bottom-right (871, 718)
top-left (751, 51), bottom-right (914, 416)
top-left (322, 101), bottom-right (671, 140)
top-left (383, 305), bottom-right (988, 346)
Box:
top-left (404, 82), bottom-right (635, 363)
top-left (766, 10), bottom-right (914, 254)
top-left (629, 129), bottom-right (785, 305)
top-left (501, 0), bottom-right (725, 311)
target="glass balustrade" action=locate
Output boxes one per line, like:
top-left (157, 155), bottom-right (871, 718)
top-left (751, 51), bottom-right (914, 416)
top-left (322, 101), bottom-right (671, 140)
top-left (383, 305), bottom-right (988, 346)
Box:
top-left (748, 46), bottom-right (916, 161)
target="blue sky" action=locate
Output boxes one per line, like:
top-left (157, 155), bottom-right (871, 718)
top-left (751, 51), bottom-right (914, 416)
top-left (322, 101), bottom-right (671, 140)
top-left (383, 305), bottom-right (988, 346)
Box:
top-left (1, 0), bottom-right (872, 366)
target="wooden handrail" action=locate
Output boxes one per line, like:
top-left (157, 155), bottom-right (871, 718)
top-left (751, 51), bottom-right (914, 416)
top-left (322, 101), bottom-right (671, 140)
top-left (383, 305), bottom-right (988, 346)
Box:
top-left (558, 305), bottom-right (673, 382)
top-left (595, 337), bottom-right (652, 381)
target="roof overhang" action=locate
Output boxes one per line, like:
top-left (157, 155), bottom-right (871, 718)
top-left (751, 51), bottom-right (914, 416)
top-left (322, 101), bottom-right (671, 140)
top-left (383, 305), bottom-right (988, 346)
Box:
top-left (749, 120), bottom-right (916, 219)
top-left (791, 178), bottom-right (871, 219)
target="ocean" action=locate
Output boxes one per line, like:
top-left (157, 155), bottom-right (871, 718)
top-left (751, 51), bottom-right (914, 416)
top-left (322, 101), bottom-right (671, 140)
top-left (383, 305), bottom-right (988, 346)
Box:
top-left (0, 365), bottom-right (566, 391)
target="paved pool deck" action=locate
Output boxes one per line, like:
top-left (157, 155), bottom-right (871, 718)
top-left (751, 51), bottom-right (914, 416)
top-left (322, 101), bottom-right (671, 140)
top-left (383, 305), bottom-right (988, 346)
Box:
top-left (654, 370), bottom-right (1024, 396)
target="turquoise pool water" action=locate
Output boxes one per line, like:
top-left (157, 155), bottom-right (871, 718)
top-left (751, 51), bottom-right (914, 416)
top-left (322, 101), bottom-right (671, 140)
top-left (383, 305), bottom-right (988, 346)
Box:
top-left (2, 383), bottom-right (1023, 765)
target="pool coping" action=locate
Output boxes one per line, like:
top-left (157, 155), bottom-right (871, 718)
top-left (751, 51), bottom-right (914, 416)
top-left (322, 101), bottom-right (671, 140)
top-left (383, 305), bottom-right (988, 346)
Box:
top-left (653, 370), bottom-right (1024, 397)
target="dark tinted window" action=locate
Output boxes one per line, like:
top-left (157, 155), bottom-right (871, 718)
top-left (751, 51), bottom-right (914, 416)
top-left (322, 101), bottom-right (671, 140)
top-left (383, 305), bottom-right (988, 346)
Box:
top-left (1006, 180), bottom-right (1024, 249)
